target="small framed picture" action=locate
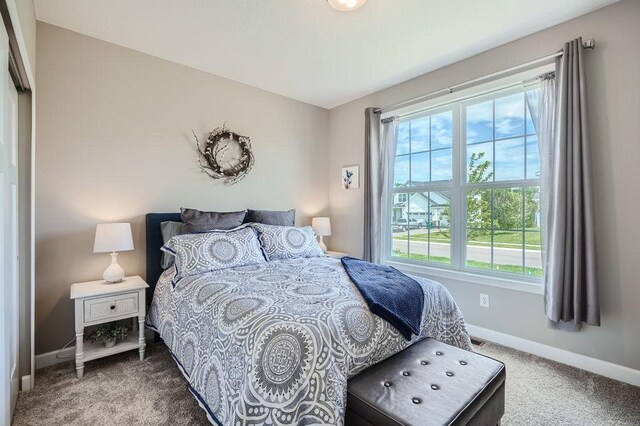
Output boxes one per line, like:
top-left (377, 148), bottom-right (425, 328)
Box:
top-left (342, 165), bottom-right (359, 189)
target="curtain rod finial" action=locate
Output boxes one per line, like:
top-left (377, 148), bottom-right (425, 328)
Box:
top-left (584, 38), bottom-right (595, 49)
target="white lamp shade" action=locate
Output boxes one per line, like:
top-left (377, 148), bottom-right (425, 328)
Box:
top-left (93, 223), bottom-right (134, 253)
top-left (312, 217), bottom-right (332, 236)
top-left (328, 0), bottom-right (367, 12)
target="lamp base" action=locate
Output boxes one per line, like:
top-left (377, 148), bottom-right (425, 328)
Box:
top-left (318, 236), bottom-right (328, 253)
top-left (103, 252), bottom-right (125, 283)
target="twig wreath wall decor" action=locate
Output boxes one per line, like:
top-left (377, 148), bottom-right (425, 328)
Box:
top-left (193, 124), bottom-right (255, 185)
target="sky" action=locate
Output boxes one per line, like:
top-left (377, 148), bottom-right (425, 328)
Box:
top-left (394, 89), bottom-right (541, 188)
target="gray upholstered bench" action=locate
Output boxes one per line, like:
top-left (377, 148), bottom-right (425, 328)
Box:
top-left (346, 338), bottom-right (505, 426)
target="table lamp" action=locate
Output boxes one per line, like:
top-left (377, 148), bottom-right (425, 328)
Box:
top-left (311, 217), bottom-right (332, 253)
top-left (93, 223), bottom-right (134, 283)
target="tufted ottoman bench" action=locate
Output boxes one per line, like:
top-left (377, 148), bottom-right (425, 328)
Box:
top-left (346, 338), bottom-right (505, 426)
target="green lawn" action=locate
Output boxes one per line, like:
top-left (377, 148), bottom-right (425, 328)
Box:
top-left (391, 250), bottom-right (543, 277)
top-left (394, 229), bottom-right (542, 249)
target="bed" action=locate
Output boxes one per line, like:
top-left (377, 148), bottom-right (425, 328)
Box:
top-left (144, 213), bottom-right (472, 425)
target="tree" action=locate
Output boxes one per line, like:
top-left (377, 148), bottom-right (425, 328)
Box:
top-left (493, 188), bottom-right (522, 229)
top-left (523, 187), bottom-right (539, 229)
top-left (442, 152), bottom-right (493, 238)
top-left (493, 187), bottom-right (539, 230)
top-left (467, 152), bottom-right (494, 185)
top-left (465, 152), bottom-right (493, 238)
top-left (415, 151), bottom-right (540, 240)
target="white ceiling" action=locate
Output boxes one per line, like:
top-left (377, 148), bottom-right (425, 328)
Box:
top-left (34, 0), bottom-right (618, 109)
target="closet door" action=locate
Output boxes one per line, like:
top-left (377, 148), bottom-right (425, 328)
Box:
top-left (0, 13), bottom-right (18, 423)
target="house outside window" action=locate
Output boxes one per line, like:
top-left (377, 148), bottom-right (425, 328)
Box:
top-left (389, 85), bottom-right (542, 279)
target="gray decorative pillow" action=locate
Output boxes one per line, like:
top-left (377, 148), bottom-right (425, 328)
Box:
top-left (162, 226), bottom-right (266, 287)
top-left (251, 224), bottom-right (324, 261)
top-left (180, 208), bottom-right (247, 233)
top-left (247, 209), bottom-right (295, 226)
top-left (160, 221), bottom-right (183, 269)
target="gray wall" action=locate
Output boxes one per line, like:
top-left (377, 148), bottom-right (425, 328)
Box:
top-left (328, 0), bottom-right (640, 370)
top-left (35, 22), bottom-right (330, 354)
top-left (35, 1), bottom-right (640, 371)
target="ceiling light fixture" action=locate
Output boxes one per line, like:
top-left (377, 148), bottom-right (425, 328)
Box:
top-left (328, 0), bottom-right (367, 12)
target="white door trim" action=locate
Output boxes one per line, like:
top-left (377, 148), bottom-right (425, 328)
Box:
top-left (3, 0), bottom-right (36, 391)
top-left (0, 10), bottom-right (14, 423)
top-left (7, 67), bottom-right (19, 417)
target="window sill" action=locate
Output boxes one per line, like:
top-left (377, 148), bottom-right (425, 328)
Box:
top-left (387, 259), bottom-right (544, 295)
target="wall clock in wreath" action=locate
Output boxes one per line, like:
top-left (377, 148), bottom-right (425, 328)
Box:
top-left (193, 124), bottom-right (255, 185)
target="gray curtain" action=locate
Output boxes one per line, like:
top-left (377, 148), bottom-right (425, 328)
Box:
top-left (544, 38), bottom-right (600, 329)
top-left (363, 108), bottom-right (397, 263)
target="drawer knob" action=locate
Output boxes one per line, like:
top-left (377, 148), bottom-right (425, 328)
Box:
top-left (110, 305), bottom-right (116, 310)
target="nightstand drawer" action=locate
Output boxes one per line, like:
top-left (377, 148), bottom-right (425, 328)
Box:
top-left (83, 291), bottom-right (139, 322)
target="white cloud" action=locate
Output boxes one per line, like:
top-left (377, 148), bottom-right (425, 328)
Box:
top-left (495, 117), bottom-right (524, 137)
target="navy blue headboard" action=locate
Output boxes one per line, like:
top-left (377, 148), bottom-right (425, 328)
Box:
top-left (145, 213), bottom-right (181, 306)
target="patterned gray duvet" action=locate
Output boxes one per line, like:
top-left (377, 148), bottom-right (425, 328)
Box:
top-left (147, 256), bottom-right (471, 425)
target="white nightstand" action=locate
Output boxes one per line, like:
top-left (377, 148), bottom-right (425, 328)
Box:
top-left (326, 250), bottom-right (349, 258)
top-left (70, 276), bottom-right (149, 379)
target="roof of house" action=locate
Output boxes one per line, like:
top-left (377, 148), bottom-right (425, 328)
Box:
top-left (394, 190), bottom-right (450, 208)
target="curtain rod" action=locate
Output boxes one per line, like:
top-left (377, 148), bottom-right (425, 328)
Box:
top-left (375, 38), bottom-right (595, 114)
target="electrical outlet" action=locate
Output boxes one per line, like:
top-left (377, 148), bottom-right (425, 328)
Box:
top-left (480, 293), bottom-right (490, 308)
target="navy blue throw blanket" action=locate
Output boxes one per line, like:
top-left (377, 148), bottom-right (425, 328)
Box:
top-left (341, 257), bottom-right (424, 340)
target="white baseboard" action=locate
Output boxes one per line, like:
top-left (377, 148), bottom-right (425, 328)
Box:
top-left (21, 375), bottom-right (32, 392)
top-left (467, 324), bottom-right (640, 387)
top-left (35, 346), bottom-right (75, 370)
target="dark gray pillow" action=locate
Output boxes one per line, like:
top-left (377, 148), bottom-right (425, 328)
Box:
top-left (247, 209), bottom-right (295, 226)
top-left (160, 221), bottom-right (183, 269)
top-left (180, 208), bottom-right (247, 233)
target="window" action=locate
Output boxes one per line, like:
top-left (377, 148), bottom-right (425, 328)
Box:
top-left (389, 85), bottom-right (542, 279)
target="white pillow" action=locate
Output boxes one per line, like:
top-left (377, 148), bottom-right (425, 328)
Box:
top-left (162, 226), bottom-right (266, 287)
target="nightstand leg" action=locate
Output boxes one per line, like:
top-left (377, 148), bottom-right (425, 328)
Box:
top-left (75, 329), bottom-right (84, 379)
top-left (138, 316), bottom-right (145, 361)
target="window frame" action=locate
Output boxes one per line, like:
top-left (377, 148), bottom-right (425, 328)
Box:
top-left (385, 77), bottom-right (546, 286)
top-left (390, 103), bottom-right (456, 266)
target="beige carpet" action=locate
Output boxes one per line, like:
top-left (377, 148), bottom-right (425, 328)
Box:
top-left (475, 342), bottom-right (640, 426)
top-left (13, 341), bottom-right (640, 425)
top-left (13, 344), bottom-right (209, 426)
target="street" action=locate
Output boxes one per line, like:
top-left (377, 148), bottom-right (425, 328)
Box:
top-left (392, 238), bottom-right (542, 269)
